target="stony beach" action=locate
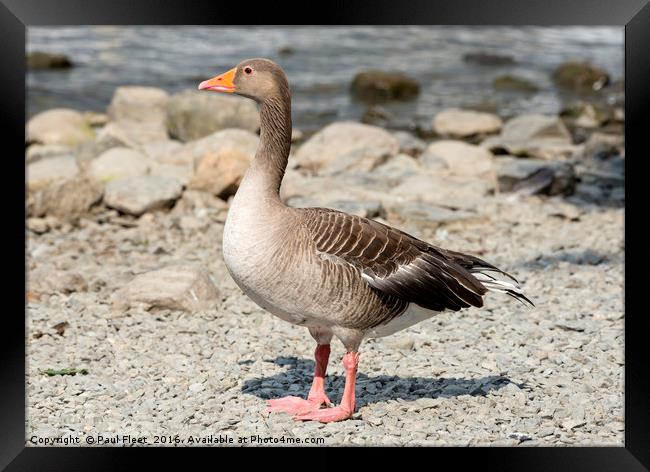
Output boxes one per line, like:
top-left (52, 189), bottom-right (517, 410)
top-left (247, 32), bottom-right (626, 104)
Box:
top-left (26, 55), bottom-right (624, 446)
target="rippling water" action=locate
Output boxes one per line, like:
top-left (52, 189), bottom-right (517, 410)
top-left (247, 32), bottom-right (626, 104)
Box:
top-left (27, 26), bottom-right (623, 132)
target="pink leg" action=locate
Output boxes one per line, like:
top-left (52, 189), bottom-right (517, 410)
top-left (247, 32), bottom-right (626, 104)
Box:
top-left (266, 344), bottom-right (332, 415)
top-left (294, 351), bottom-right (359, 423)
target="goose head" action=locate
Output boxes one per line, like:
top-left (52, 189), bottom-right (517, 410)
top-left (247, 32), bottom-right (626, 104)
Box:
top-left (198, 58), bottom-right (289, 104)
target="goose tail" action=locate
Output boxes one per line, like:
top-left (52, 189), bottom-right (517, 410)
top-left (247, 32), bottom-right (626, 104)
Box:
top-left (472, 270), bottom-right (535, 308)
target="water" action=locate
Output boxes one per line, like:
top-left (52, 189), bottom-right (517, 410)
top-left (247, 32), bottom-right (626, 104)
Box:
top-left (27, 26), bottom-right (623, 133)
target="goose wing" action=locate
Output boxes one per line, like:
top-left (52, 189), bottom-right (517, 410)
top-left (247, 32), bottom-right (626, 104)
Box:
top-left (299, 207), bottom-right (490, 312)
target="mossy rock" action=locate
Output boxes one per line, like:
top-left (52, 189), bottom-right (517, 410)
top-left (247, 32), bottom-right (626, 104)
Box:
top-left (350, 70), bottom-right (420, 102)
top-left (463, 52), bottom-right (515, 66)
top-left (493, 75), bottom-right (539, 93)
top-left (552, 61), bottom-right (610, 92)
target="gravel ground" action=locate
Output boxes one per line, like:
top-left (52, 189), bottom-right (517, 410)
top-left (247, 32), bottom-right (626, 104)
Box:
top-left (26, 194), bottom-right (624, 446)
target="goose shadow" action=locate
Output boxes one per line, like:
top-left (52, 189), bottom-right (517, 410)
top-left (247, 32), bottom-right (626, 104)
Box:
top-left (241, 356), bottom-right (524, 408)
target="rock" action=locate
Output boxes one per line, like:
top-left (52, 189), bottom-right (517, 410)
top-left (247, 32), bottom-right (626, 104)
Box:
top-left (496, 156), bottom-right (576, 196)
top-left (26, 144), bottom-right (73, 164)
top-left (463, 52), bottom-right (515, 66)
top-left (96, 120), bottom-right (169, 149)
top-left (27, 156), bottom-right (80, 191)
top-left (27, 109), bottom-right (95, 147)
top-left (553, 61), bottom-right (610, 92)
top-left (27, 51), bottom-right (73, 69)
top-left (291, 129), bottom-right (304, 143)
top-left (372, 153), bottom-right (422, 183)
top-left (390, 173), bottom-right (492, 209)
top-left (166, 90), bottom-right (260, 142)
top-left (104, 175), bottom-right (183, 216)
top-left (149, 163), bottom-right (193, 187)
top-left (295, 122), bottom-right (399, 173)
top-left (30, 266), bottom-right (87, 294)
top-left (492, 75), bottom-right (539, 93)
top-left (481, 114), bottom-right (577, 159)
top-left (29, 175), bottom-right (103, 220)
top-left (90, 147), bottom-right (151, 182)
top-left (361, 105), bottom-right (393, 127)
top-left (433, 109), bottom-right (503, 138)
top-left (350, 70), bottom-right (420, 102)
top-left (392, 132), bottom-right (426, 157)
top-left (287, 195), bottom-right (384, 219)
top-left (385, 201), bottom-right (480, 228)
top-left (421, 140), bottom-right (494, 178)
top-left (82, 111), bottom-right (109, 127)
top-left (113, 264), bottom-right (220, 312)
top-left (27, 217), bottom-right (49, 234)
top-left (189, 147), bottom-right (250, 199)
top-left (560, 102), bottom-right (610, 129)
top-left (178, 128), bottom-right (259, 168)
top-left (108, 86), bottom-right (170, 125)
top-left (277, 46), bottom-right (295, 56)
top-left (142, 140), bottom-right (184, 162)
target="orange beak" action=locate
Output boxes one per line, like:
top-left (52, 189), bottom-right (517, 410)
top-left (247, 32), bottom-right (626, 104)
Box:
top-left (198, 67), bottom-right (236, 93)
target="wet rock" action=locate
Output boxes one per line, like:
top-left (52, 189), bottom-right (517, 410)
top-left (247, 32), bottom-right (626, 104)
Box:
top-left (421, 140), bottom-right (494, 178)
top-left (189, 147), bottom-right (250, 199)
top-left (90, 147), bottom-right (151, 182)
top-left (492, 75), bottom-right (539, 93)
top-left (104, 175), bottom-right (183, 216)
top-left (30, 266), bottom-right (87, 294)
top-left (433, 109), bottom-right (503, 138)
top-left (27, 51), bottom-right (73, 69)
top-left (166, 90), bottom-right (260, 142)
top-left (463, 52), bottom-right (515, 66)
top-left (295, 122), bottom-right (399, 173)
top-left (277, 46), bottom-right (295, 56)
top-left (29, 175), bottom-right (103, 220)
top-left (553, 61), bottom-right (610, 92)
top-left (113, 264), bottom-right (220, 313)
top-left (27, 156), bottom-right (80, 192)
top-left (496, 156), bottom-right (576, 196)
top-left (27, 109), bottom-right (95, 147)
top-left (350, 70), bottom-right (420, 102)
top-left (482, 114), bottom-right (577, 159)
top-left (108, 86), bottom-right (170, 125)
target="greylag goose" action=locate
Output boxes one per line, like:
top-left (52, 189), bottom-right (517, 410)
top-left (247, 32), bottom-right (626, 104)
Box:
top-left (198, 58), bottom-right (533, 423)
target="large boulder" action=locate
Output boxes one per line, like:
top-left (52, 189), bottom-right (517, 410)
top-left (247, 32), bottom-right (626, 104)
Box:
top-left (295, 122), bottom-right (399, 173)
top-left (113, 264), bottom-right (220, 313)
top-left (481, 114), bottom-right (577, 159)
top-left (188, 147), bottom-right (250, 199)
top-left (552, 61), bottom-right (610, 92)
top-left (90, 147), bottom-right (151, 182)
top-left (178, 128), bottom-right (259, 167)
top-left (104, 175), bottom-right (183, 216)
top-left (350, 70), bottom-right (420, 102)
top-left (27, 109), bottom-right (95, 147)
top-left (107, 86), bottom-right (170, 125)
top-left (421, 140), bottom-right (494, 178)
top-left (432, 109), bottom-right (503, 138)
top-left (166, 90), bottom-right (260, 142)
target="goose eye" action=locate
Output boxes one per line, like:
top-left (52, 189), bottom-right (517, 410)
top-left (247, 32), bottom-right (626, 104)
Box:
top-left (244, 67), bottom-right (253, 75)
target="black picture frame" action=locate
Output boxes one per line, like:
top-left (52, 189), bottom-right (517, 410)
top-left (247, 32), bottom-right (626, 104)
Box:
top-left (4, 0), bottom-right (647, 469)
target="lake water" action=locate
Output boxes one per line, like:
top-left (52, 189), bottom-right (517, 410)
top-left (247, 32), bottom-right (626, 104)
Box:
top-left (27, 26), bottom-right (623, 132)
